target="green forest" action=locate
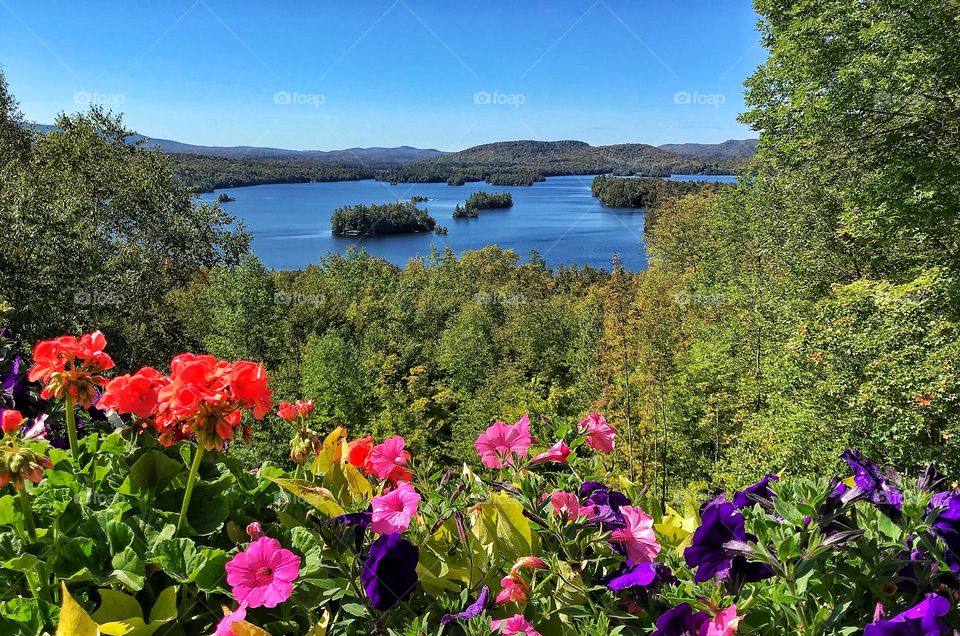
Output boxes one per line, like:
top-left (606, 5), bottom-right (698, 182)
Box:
top-left (3, 0), bottom-right (959, 501)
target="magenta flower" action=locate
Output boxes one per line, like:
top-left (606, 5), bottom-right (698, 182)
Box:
top-left (475, 414), bottom-right (532, 468)
top-left (706, 605), bottom-right (743, 636)
top-left (579, 412), bottom-right (615, 452)
top-left (610, 506), bottom-right (661, 564)
top-left (224, 537), bottom-right (301, 608)
top-left (370, 482), bottom-right (421, 534)
top-left (529, 440), bottom-right (571, 465)
top-left (492, 614), bottom-right (542, 636)
top-left (246, 522), bottom-right (264, 540)
top-left (495, 575), bottom-right (529, 605)
top-left (215, 602), bottom-right (248, 636)
top-left (369, 435), bottom-right (413, 482)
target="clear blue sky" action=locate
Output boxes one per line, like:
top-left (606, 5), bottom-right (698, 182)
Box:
top-left (1, 0), bottom-right (765, 151)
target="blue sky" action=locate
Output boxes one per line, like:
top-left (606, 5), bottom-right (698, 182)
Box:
top-left (1, 0), bottom-right (765, 151)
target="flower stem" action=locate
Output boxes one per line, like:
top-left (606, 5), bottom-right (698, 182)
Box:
top-left (17, 487), bottom-right (36, 540)
top-left (64, 394), bottom-right (80, 459)
top-left (176, 445), bottom-right (206, 536)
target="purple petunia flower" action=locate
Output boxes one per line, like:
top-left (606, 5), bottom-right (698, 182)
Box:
top-left (606, 562), bottom-right (676, 592)
top-left (361, 533), bottom-right (419, 611)
top-left (651, 603), bottom-right (710, 636)
top-left (1, 355), bottom-right (31, 410)
top-left (580, 482), bottom-right (631, 529)
top-left (916, 464), bottom-right (948, 493)
top-left (732, 474), bottom-right (779, 509)
top-left (927, 491), bottom-right (960, 573)
top-left (332, 508), bottom-right (373, 552)
top-left (683, 496), bottom-right (773, 585)
top-left (839, 449), bottom-right (903, 518)
top-left (863, 593), bottom-right (950, 636)
top-left (440, 585), bottom-right (489, 625)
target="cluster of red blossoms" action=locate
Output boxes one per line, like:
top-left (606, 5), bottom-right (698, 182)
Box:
top-left (277, 400), bottom-right (315, 422)
top-left (99, 353), bottom-right (273, 451)
top-left (28, 331), bottom-right (115, 408)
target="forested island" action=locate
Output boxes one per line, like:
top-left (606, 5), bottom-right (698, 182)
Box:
top-left (330, 201), bottom-right (437, 236)
top-left (452, 191), bottom-right (513, 218)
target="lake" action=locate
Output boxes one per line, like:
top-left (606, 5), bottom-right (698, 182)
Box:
top-left (200, 174), bottom-right (736, 271)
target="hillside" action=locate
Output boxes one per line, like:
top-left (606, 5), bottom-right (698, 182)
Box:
top-left (659, 138), bottom-right (758, 159)
top-left (377, 139), bottom-right (740, 185)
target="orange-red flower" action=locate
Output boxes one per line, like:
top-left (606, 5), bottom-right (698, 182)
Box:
top-left (277, 399), bottom-right (315, 422)
top-left (27, 331), bottom-right (115, 408)
top-left (99, 367), bottom-right (166, 419)
top-left (1, 409), bottom-right (25, 435)
top-left (347, 435), bottom-right (374, 474)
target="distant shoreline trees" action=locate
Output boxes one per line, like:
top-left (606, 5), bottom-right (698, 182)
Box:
top-left (453, 191), bottom-right (513, 218)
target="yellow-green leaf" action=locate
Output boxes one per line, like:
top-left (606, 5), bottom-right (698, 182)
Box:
top-left (56, 583), bottom-right (99, 636)
top-left (265, 476), bottom-right (344, 517)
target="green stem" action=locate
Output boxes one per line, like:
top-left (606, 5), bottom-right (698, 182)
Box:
top-left (176, 445), bottom-right (206, 536)
top-left (64, 394), bottom-right (79, 459)
top-left (17, 487), bottom-right (36, 540)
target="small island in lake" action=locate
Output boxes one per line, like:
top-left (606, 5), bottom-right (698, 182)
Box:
top-left (452, 191), bottom-right (513, 218)
top-left (331, 201), bottom-right (437, 236)
top-left (215, 192), bottom-right (236, 203)
top-left (409, 195), bottom-right (429, 203)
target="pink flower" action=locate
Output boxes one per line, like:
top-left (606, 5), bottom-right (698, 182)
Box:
top-left (706, 605), bottom-right (743, 636)
top-left (492, 614), bottom-right (541, 636)
top-left (529, 440), bottom-right (571, 465)
top-left (215, 602), bottom-right (248, 636)
top-left (369, 435), bottom-right (413, 483)
top-left (610, 506), bottom-right (660, 564)
top-left (579, 412), bottom-right (615, 452)
top-left (509, 556), bottom-right (546, 578)
top-left (225, 536), bottom-right (301, 608)
top-left (370, 482), bottom-right (421, 534)
top-left (246, 522), bottom-right (264, 540)
top-left (495, 576), bottom-right (529, 605)
top-left (474, 415), bottom-right (532, 468)
top-left (550, 490), bottom-right (593, 521)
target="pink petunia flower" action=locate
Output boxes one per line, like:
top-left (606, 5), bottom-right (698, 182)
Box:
top-left (706, 604), bottom-right (743, 636)
top-left (225, 536), bottom-right (301, 608)
top-left (474, 415), bottom-right (532, 468)
top-left (579, 412), bottom-right (616, 453)
top-left (246, 522), bottom-right (264, 540)
top-left (529, 440), bottom-right (571, 465)
top-left (509, 556), bottom-right (547, 578)
top-left (369, 435), bottom-right (413, 483)
top-left (610, 506), bottom-right (661, 564)
top-left (495, 575), bottom-right (530, 605)
top-left (550, 491), bottom-right (584, 520)
top-left (370, 482), bottom-right (421, 534)
top-left (215, 602), bottom-right (248, 636)
top-left (492, 614), bottom-right (542, 636)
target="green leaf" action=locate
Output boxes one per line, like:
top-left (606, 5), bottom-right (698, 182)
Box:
top-left (118, 451), bottom-right (185, 502)
top-left (265, 476), bottom-right (344, 517)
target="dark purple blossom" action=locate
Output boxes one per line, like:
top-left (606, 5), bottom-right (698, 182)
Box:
top-left (863, 593), bottom-right (950, 636)
top-left (839, 449), bottom-right (903, 518)
top-left (927, 491), bottom-right (960, 573)
top-left (579, 482), bottom-right (631, 529)
top-left (683, 497), bottom-right (773, 585)
top-left (732, 474), bottom-right (779, 509)
top-left (916, 464), bottom-right (948, 493)
top-left (440, 586), bottom-right (489, 625)
top-left (651, 603), bottom-right (709, 636)
top-left (606, 562), bottom-right (676, 592)
top-left (332, 508), bottom-right (372, 552)
top-left (1, 355), bottom-right (30, 410)
top-left (361, 533), bottom-right (419, 610)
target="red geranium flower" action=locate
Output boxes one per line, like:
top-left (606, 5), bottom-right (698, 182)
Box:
top-left (99, 367), bottom-right (165, 419)
top-left (27, 331), bottom-right (115, 408)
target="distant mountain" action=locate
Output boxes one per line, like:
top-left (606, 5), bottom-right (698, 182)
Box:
top-left (30, 124), bottom-right (444, 164)
top-left (378, 139), bottom-right (736, 185)
top-left (658, 139), bottom-right (758, 159)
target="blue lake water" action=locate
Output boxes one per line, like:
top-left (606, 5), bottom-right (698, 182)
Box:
top-left (201, 174), bottom-right (735, 271)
